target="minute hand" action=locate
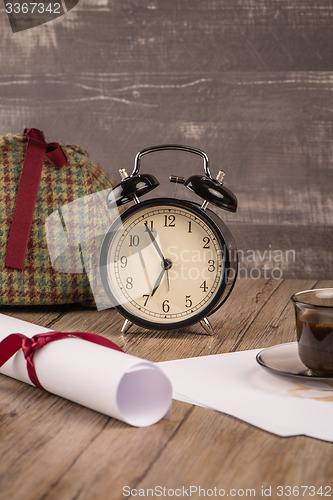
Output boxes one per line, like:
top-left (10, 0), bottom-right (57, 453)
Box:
top-left (145, 226), bottom-right (165, 261)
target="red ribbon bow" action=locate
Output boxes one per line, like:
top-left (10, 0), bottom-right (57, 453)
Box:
top-left (0, 331), bottom-right (123, 390)
top-left (5, 128), bottom-right (67, 270)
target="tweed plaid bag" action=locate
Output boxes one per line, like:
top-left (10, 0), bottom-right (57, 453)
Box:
top-left (0, 129), bottom-right (116, 306)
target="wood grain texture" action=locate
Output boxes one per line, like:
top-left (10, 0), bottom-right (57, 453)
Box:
top-left (0, 71), bottom-right (332, 277)
top-left (0, 279), bottom-right (332, 500)
top-left (136, 405), bottom-right (333, 499)
top-left (1, 0), bottom-right (333, 73)
top-left (0, 71), bottom-right (332, 225)
top-left (0, 1), bottom-right (332, 278)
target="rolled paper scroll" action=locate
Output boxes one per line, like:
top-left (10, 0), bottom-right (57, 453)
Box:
top-left (0, 314), bottom-right (172, 427)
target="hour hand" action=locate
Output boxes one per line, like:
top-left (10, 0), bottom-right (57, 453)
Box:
top-left (151, 258), bottom-right (172, 296)
top-left (151, 267), bottom-right (165, 297)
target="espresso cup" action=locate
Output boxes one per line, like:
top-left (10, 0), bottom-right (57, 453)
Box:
top-left (291, 289), bottom-right (333, 376)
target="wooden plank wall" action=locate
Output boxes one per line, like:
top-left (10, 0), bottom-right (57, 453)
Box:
top-left (0, 0), bottom-right (332, 278)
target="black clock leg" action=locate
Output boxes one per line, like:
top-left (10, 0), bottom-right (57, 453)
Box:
top-left (200, 317), bottom-right (215, 336)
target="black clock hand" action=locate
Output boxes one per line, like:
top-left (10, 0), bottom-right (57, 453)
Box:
top-left (151, 267), bottom-right (165, 297)
top-left (145, 226), bottom-right (172, 293)
top-left (151, 258), bottom-right (172, 296)
top-left (145, 225), bottom-right (165, 261)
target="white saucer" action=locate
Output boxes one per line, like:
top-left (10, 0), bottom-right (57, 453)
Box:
top-left (256, 342), bottom-right (333, 381)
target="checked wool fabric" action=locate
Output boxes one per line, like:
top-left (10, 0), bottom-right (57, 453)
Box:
top-left (0, 132), bottom-right (116, 306)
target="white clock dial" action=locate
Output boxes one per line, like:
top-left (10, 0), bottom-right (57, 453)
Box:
top-left (101, 199), bottom-right (228, 329)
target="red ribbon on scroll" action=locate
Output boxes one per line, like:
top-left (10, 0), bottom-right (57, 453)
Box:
top-left (0, 331), bottom-right (123, 390)
top-left (5, 128), bottom-right (67, 270)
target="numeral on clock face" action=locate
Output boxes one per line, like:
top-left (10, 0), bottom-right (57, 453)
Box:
top-left (129, 235), bottom-right (140, 247)
top-left (164, 215), bottom-right (176, 227)
top-left (144, 220), bottom-right (154, 232)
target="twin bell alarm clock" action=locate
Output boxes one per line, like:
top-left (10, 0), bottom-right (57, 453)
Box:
top-left (100, 145), bottom-right (238, 335)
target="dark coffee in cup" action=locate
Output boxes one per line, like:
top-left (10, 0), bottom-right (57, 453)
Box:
top-left (292, 289), bottom-right (333, 376)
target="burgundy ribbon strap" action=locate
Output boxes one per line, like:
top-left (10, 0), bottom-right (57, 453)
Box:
top-left (5, 128), bottom-right (67, 270)
top-left (0, 331), bottom-right (123, 390)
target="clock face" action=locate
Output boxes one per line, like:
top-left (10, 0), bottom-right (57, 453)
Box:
top-left (100, 199), bottom-right (228, 329)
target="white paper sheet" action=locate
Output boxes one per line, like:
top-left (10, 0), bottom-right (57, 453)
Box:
top-left (158, 349), bottom-right (333, 442)
top-left (0, 314), bottom-right (172, 427)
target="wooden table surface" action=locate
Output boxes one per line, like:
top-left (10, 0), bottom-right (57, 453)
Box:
top-left (0, 278), bottom-right (332, 500)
